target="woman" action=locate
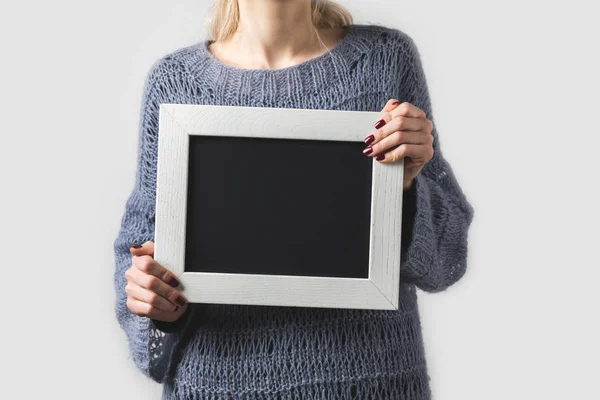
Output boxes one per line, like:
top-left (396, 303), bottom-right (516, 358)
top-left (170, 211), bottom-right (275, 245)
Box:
top-left (114, 0), bottom-right (475, 398)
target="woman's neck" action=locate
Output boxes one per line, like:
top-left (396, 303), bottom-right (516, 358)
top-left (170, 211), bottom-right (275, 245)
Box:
top-left (209, 0), bottom-right (345, 70)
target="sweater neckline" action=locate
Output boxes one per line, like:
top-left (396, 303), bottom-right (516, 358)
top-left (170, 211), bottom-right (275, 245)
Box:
top-left (197, 24), bottom-right (360, 75)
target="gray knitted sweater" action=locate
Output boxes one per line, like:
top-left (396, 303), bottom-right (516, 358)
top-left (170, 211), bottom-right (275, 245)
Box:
top-left (113, 23), bottom-right (474, 399)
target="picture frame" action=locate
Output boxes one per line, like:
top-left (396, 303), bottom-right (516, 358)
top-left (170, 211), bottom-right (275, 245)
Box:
top-left (154, 104), bottom-right (405, 310)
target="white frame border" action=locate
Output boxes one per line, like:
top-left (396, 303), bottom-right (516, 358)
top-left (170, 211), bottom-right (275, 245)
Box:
top-left (155, 104), bottom-right (404, 310)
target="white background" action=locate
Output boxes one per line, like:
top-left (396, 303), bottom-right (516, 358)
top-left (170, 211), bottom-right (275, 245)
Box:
top-left (1, 1), bottom-right (598, 399)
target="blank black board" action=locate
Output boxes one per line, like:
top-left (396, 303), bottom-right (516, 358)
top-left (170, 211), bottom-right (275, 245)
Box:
top-left (184, 135), bottom-right (373, 278)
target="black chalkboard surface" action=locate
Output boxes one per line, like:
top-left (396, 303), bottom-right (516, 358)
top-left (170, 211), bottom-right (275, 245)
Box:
top-left (184, 135), bottom-right (373, 279)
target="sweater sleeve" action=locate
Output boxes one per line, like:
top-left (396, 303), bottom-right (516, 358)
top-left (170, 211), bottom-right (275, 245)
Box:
top-left (113, 58), bottom-right (189, 382)
top-left (396, 33), bottom-right (475, 293)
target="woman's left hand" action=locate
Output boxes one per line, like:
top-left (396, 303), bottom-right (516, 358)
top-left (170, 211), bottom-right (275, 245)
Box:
top-left (362, 99), bottom-right (434, 190)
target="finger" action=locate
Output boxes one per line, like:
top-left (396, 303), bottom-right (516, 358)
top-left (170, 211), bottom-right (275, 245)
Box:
top-left (382, 98), bottom-right (404, 113)
top-left (126, 297), bottom-right (166, 320)
top-left (131, 253), bottom-right (181, 288)
top-left (126, 281), bottom-right (179, 313)
top-left (130, 240), bottom-right (155, 257)
top-left (372, 99), bottom-right (404, 130)
top-left (129, 261), bottom-right (188, 307)
top-left (372, 100), bottom-right (424, 131)
top-left (389, 101), bottom-right (427, 119)
top-left (376, 143), bottom-right (432, 165)
top-left (364, 113), bottom-right (428, 147)
top-left (365, 130), bottom-right (423, 157)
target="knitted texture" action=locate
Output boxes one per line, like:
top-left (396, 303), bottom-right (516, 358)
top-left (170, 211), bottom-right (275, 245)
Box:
top-left (113, 23), bottom-right (474, 399)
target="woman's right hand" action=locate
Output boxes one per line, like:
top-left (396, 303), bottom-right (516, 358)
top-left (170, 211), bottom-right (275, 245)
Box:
top-left (125, 241), bottom-right (188, 322)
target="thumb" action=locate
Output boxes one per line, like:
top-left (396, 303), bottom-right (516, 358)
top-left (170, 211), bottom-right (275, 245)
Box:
top-left (129, 240), bottom-right (155, 257)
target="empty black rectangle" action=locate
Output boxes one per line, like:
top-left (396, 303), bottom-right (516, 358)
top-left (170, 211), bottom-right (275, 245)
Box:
top-left (184, 135), bottom-right (373, 278)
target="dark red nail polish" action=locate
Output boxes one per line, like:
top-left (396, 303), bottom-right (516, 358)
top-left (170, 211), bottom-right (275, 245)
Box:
top-left (364, 134), bottom-right (375, 145)
top-left (362, 146), bottom-right (373, 155)
top-left (167, 277), bottom-right (180, 288)
top-left (175, 296), bottom-right (187, 307)
top-left (392, 101), bottom-right (401, 106)
top-left (376, 154), bottom-right (385, 161)
top-left (131, 244), bottom-right (142, 249)
top-left (374, 119), bottom-right (386, 129)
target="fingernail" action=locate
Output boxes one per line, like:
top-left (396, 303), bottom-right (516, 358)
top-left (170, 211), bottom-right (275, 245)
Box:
top-left (374, 119), bottom-right (386, 129)
top-left (362, 146), bottom-right (373, 155)
top-left (392, 101), bottom-right (401, 106)
top-left (131, 244), bottom-right (142, 249)
top-left (363, 134), bottom-right (375, 145)
top-left (175, 295), bottom-right (187, 307)
top-left (376, 153), bottom-right (385, 161)
top-left (167, 276), bottom-right (180, 288)
top-left (174, 305), bottom-right (179, 312)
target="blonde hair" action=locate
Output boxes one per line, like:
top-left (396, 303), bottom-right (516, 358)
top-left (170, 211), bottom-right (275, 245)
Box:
top-left (208, 0), bottom-right (354, 43)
